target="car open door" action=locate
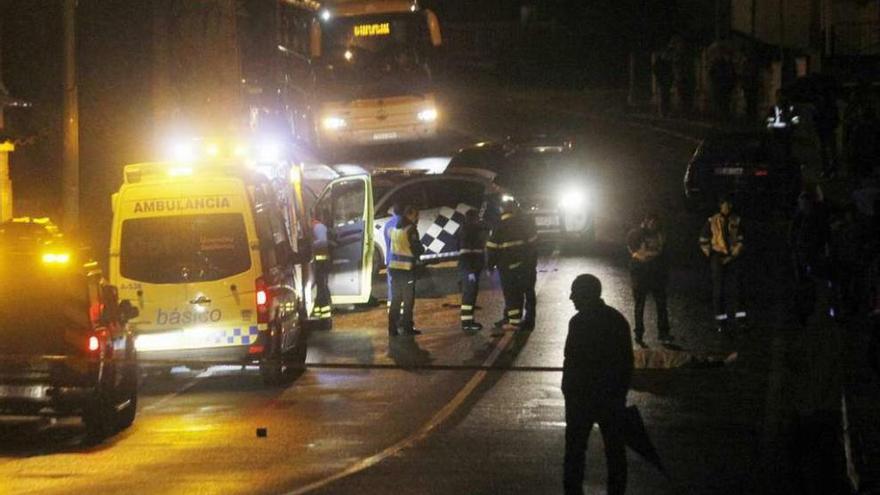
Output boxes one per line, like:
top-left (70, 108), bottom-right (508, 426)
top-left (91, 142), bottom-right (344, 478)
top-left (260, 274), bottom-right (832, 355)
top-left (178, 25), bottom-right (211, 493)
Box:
top-left (315, 175), bottom-right (374, 304)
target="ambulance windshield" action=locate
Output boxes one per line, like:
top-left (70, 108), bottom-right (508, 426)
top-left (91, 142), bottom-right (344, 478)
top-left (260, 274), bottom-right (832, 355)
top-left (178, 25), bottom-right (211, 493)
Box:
top-left (120, 213), bottom-right (251, 283)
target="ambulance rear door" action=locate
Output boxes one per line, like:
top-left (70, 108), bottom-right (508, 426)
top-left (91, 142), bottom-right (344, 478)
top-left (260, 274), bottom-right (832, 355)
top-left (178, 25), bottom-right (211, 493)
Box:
top-left (315, 175), bottom-right (374, 304)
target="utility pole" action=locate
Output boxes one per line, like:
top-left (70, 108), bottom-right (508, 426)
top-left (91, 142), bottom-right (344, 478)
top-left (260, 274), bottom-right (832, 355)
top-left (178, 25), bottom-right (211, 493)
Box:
top-left (61, 0), bottom-right (79, 232)
top-left (0, 11), bottom-right (15, 223)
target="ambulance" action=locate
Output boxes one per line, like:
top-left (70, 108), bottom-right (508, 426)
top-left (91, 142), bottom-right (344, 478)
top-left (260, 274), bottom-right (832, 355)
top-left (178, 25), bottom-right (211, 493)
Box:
top-left (109, 153), bottom-right (318, 385)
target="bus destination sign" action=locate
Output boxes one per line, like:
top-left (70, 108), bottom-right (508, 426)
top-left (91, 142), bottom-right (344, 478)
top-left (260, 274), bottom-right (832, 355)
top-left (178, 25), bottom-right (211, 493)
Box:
top-left (353, 22), bottom-right (391, 37)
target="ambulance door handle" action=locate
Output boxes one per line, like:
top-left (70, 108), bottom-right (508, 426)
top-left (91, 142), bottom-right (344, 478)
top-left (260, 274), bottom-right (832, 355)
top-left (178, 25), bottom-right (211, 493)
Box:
top-left (189, 296), bottom-right (212, 305)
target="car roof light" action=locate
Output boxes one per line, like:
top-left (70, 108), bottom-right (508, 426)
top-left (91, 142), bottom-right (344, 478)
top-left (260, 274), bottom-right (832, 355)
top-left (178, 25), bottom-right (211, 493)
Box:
top-left (41, 252), bottom-right (71, 264)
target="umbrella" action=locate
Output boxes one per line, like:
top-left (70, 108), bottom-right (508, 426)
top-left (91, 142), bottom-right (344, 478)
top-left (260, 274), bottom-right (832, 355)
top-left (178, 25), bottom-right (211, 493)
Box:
top-left (622, 405), bottom-right (671, 480)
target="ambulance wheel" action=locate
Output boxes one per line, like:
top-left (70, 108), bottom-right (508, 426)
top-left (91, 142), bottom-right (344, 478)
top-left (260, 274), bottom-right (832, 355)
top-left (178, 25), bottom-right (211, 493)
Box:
top-left (260, 324), bottom-right (285, 386)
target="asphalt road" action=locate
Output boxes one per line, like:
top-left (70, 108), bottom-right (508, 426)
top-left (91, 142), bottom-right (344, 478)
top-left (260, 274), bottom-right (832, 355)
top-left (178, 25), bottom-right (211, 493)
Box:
top-left (0, 83), bottom-right (809, 494)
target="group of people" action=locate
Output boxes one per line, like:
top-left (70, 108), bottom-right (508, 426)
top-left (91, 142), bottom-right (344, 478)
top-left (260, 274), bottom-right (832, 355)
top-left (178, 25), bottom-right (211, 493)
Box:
top-left (382, 197), bottom-right (539, 339)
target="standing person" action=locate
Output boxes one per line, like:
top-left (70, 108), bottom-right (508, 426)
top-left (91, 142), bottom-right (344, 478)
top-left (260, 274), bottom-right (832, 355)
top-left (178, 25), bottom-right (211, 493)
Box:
top-left (653, 50), bottom-right (673, 117)
top-left (815, 91), bottom-right (841, 180)
top-left (521, 211), bottom-right (539, 331)
top-left (789, 191), bottom-right (831, 326)
top-left (383, 202), bottom-right (404, 304)
top-left (458, 209), bottom-right (486, 332)
top-left (709, 55), bottom-right (736, 120)
top-left (766, 89), bottom-right (800, 163)
top-left (699, 195), bottom-right (746, 333)
top-left (626, 213), bottom-right (672, 347)
top-left (388, 204), bottom-right (424, 337)
top-left (562, 274), bottom-right (633, 495)
top-left (311, 212), bottom-right (333, 327)
top-left (487, 198), bottom-right (536, 335)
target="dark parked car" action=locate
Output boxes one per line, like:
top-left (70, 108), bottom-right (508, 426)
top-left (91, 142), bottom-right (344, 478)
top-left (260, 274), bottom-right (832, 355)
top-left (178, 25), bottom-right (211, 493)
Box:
top-left (0, 226), bottom-right (139, 442)
top-left (683, 131), bottom-right (802, 212)
top-left (447, 135), bottom-right (596, 243)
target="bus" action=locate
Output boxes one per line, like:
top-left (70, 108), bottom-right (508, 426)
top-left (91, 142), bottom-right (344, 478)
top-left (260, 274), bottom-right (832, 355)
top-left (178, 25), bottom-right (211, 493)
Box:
top-left (278, 0), bottom-right (443, 149)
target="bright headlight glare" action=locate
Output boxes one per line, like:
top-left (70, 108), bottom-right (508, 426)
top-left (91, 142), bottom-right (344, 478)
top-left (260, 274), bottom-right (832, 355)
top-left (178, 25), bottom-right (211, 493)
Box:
top-left (558, 189), bottom-right (588, 210)
top-left (323, 116), bottom-right (347, 130)
top-left (170, 142), bottom-right (196, 162)
top-left (257, 140), bottom-right (282, 162)
top-left (417, 108), bottom-right (438, 122)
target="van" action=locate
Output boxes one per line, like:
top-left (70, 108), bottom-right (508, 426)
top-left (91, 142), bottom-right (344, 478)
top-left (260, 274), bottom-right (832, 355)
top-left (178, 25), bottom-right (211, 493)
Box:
top-left (0, 222), bottom-right (139, 441)
top-left (109, 162), bottom-right (307, 384)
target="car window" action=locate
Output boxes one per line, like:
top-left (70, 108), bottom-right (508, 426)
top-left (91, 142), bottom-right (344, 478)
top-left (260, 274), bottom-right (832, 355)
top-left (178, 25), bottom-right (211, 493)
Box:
top-left (382, 182), bottom-right (427, 215)
top-left (330, 179), bottom-right (366, 226)
top-left (426, 179), bottom-right (484, 209)
top-left (447, 148), bottom-right (505, 171)
top-left (120, 214), bottom-right (252, 284)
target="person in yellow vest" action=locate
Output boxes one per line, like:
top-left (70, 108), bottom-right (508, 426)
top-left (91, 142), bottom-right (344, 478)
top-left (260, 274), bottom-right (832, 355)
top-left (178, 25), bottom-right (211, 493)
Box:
top-left (699, 195), bottom-right (745, 333)
top-left (311, 212), bottom-right (333, 328)
top-left (388, 204), bottom-right (424, 337)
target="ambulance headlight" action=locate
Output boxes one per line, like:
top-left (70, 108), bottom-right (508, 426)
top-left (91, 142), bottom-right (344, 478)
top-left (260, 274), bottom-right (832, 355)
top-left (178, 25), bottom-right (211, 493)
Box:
top-left (558, 187), bottom-right (589, 211)
top-left (417, 107), bottom-right (438, 122)
top-left (322, 116), bottom-right (347, 131)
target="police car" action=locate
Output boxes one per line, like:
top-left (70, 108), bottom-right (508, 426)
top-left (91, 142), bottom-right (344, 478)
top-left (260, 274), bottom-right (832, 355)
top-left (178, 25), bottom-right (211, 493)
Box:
top-left (447, 135), bottom-right (596, 243)
top-left (0, 223), bottom-right (139, 442)
top-left (303, 164), bottom-right (505, 303)
top-left (109, 156), bottom-right (310, 385)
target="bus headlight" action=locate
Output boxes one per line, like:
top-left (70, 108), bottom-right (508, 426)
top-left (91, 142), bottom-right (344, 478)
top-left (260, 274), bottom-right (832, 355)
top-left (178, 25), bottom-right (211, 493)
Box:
top-left (558, 188), bottom-right (589, 211)
top-left (322, 116), bottom-right (347, 131)
top-left (417, 108), bottom-right (438, 122)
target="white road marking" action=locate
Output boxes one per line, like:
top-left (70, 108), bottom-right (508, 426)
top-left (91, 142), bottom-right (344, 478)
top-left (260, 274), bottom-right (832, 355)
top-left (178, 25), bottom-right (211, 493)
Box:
top-left (285, 250), bottom-right (561, 495)
top-left (140, 368), bottom-right (213, 413)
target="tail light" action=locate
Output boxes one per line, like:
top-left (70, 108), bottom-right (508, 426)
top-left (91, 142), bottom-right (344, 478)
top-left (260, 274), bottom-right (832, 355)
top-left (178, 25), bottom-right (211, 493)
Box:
top-left (754, 169), bottom-right (769, 176)
top-left (256, 277), bottom-right (270, 324)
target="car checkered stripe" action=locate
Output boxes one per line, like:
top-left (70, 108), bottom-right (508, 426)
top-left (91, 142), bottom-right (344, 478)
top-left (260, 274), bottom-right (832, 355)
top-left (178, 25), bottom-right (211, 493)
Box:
top-left (420, 203), bottom-right (474, 259)
top-left (205, 325), bottom-right (261, 346)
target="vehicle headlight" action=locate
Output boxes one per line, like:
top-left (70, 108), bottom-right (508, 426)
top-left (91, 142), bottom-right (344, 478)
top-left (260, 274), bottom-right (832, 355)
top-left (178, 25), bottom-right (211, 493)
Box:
top-left (322, 116), bottom-right (347, 131)
top-left (417, 108), bottom-right (438, 122)
top-left (558, 188), bottom-right (588, 211)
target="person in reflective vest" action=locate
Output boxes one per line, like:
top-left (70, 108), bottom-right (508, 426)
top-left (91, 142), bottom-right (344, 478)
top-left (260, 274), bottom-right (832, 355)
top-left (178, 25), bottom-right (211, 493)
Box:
top-left (311, 213), bottom-right (333, 325)
top-left (383, 202), bottom-right (403, 306)
top-left (458, 208), bottom-right (486, 332)
top-left (766, 89), bottom-right (799, 162)
top-left (388, 204), bottom-right (424, 337)
top-left (487, 198), bottom-right (538, 335)
top-left (699, 195), bottom-right (745, 333)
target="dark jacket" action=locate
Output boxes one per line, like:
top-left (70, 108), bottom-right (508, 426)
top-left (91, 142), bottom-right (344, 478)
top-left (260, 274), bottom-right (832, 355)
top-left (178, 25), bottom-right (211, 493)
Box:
top-left (626, 227), bottom-right (668, 277)
top-left (486, 212), bottom-right (537, 271)
top-left (458, 220), bottom-right (485, 272)
top-left (562, 301), bottom-right (634, 407)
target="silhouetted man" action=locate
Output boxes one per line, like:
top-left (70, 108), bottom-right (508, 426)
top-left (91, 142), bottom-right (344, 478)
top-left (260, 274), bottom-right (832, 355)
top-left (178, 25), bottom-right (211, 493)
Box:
top-left (563, 274), bottom-right (634, 495)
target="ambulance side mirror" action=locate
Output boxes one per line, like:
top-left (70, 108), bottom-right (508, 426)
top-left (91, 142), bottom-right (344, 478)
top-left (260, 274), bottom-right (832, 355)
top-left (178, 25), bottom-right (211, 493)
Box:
top-left (119, 299), bottom-right (139, 322)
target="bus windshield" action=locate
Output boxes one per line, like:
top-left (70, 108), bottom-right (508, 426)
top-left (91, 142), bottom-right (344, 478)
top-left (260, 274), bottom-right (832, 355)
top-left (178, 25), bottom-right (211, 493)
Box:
top-left (318, 13), bottom-right (432, 99)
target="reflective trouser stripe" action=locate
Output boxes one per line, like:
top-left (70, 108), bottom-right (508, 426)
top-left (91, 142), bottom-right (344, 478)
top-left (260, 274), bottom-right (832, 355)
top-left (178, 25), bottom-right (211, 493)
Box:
top-left (507, 309), bottom-right (521, 317)
top-left (715, 314), bottom-right (728, 321)
top-left (509, 262), bottom-right (523, 269)
top-left (461, 315), bottom-right (475, 321)
top-left (735, 311), bottom-right (747, 318)
top-left (315, 255), bottom-right (329, 261)
top-left (508, 319), bottom-right (521, 325)
top-left (461, 305), bottom-right (474, 310)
